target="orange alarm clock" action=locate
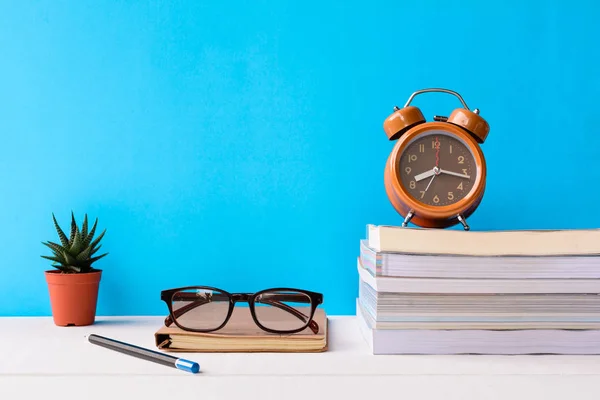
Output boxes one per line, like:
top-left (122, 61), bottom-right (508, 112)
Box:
top-left (382, 88), bottom-right (490, 231)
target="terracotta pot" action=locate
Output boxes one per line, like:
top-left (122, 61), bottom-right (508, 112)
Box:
top-left (45, 269), bottom-right (102, 326)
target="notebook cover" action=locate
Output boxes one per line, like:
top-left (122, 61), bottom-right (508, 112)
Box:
top-left (154, 307), bottom-right (328, 353)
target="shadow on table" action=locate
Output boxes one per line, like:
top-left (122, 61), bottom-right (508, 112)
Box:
top-left (91, 318), bottom-right (161, 327)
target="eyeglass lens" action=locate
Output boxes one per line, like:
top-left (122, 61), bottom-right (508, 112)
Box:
top-left (254, 290), bottom-right (312, 331)
top-left (171, 288), bottom-right (229, 330)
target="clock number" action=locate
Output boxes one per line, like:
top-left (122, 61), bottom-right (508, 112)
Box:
top-left (405, 167), bottom-right (411, 175)
top-left (420, 191), bottom-right (425, 199)
top-left (408, 154), bottom-right (417, 162)
top-left (431, 141), bottom-right (440, 150)
top-left (449, 145), bottom-right (453, 154)
top-left (448, 191), bottom-right (454, 201)
top-left (457, 182), bottom-right (464, 190)
top-left (458, 155), bottom-right (465, 164)
top-left (433, 195), bottom-right (440, 204)
top-left (419, 144), bottom-right (425, 153)
top-left (409, 180), bottom-right (416, 189)
top-left (462, 169), bottom-right (468, 175)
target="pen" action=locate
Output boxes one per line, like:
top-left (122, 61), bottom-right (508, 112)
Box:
top-left (87, 333), bottom-right (200, 374)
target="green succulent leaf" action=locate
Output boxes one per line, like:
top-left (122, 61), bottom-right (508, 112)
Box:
top-left (70, 230), bottom-right (84, 254)
top-left (65, 264), bottom-right (81, 273)
top-left (52, 213), bottom-right (69, 248)
top-left (63, 251), bottom-right (77, 266)
top-left (88, 253), bottom-right (108, 264)
top-left (53, 264), bottom-right (72, 273)
top-left (81, 214), bottom-right (88, 239)
top-left (41, 255), bottom-right (65, 264)
top-left (76, 245), bottom-right (92, 261)
top-left (43, 241), bottom-right (69, 256)
top-left (69, 211), bottom-right (77, 245)
top-left (89, 229), bottom-right (106, 250)
top-left (83, 217), bottom-right (97, 247)
top-left (91, 244), bottom-right (102, 256)
top-left (51, 250), bottom-right (66, 263)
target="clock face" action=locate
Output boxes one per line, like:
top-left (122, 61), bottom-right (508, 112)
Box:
top-left (398, 130), bottom-right (477, 206)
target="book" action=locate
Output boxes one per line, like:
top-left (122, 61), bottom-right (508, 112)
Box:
top-left (357, 257), bottom-right (600, 294)
top-left (360, 239), bottom-right (600, 279)
top-left (357, 297), bottom-right (600, 330)
top-left (357, 301), bottom-right (600, 355)
top-left (358, 284), bottom-right (600, 329)
top-left (367, 224), bottom-right (600, 256)
top-left (154, 306), bottom-right (328, 353)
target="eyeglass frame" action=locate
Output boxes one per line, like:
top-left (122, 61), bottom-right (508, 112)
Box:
top-left (160, 286), bottom-right (324, 335)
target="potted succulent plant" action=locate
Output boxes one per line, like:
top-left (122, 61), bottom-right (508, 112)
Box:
top-left (42, 212), bottom-right (108, 326)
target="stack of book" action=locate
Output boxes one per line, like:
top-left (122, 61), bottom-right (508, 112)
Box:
top-left (357, 224), bottom-right (600, 354)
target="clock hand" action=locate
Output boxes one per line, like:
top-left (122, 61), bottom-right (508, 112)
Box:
top-left (439, 169), bottom-right (470, 179)
top-left (424, 174), bottom-right (436, 192)
top-left (435, 137), bottom-right (440, 167)
top-left (414, 168), bottom-right (435, 182)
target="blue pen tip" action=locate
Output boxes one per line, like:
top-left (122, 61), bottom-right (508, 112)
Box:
top-left (175, 358), bottom-right (200, 373)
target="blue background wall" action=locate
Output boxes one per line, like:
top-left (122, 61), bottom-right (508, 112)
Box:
top-left (1, 1), bottom-right (599, 317)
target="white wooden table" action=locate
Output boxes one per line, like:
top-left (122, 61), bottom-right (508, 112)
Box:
top-left (2, 316), bottom-right (600, 399)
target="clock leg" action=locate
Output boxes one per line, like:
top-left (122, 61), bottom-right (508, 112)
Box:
top-left (401, 210), bottom-right (414, 227)
top-left (457, 214), bottom-right (470, 231)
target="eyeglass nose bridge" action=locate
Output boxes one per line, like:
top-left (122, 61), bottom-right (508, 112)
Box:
top-left (231, 293), bottom-right (252, 303)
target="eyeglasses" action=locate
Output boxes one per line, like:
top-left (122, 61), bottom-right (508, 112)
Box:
top-left (160, 286), bottom-right (324, 334)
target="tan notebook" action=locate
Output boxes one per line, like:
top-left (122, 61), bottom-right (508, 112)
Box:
top-left (154, 307), bottom-right (328, 353)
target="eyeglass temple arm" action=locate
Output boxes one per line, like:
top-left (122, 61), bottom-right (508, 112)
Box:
top-left (164, 292), bottom-right (320, 334)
